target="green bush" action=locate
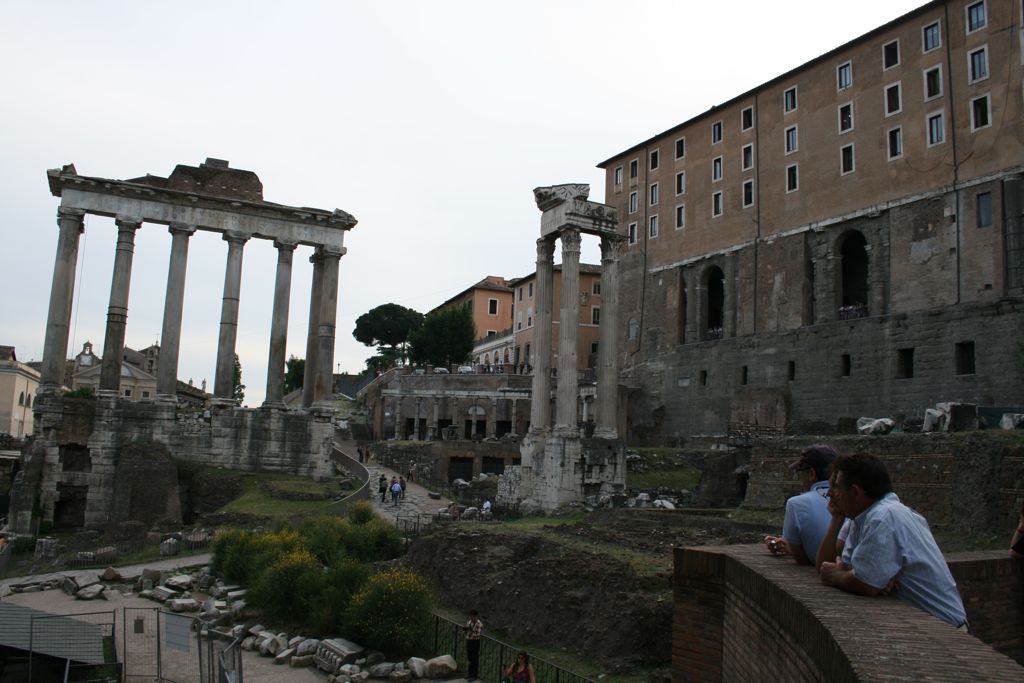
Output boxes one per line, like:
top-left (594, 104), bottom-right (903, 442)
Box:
top-left (313, 558), bottom-right (372, 634)
top-left (296, 516), bottom-right (350, 565)
top-left (249, 548), bottom-right (323, 624)
top-left (211, 528), bottom-right (258, 583)
top-left (346, 568), bottom-right (432, 656)
top-left (347, 500), bottom-right (376, 525)
top-left (336, 517), bottom-right (402, 562)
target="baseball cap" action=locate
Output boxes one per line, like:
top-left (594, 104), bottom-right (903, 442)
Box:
top-left (788, 444), bottom-right (839, 475)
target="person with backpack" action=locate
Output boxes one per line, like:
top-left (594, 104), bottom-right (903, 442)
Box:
top-left (390, 476), bottom-right (402, 506)
top-left (378, 474), bottom-right (388, 503)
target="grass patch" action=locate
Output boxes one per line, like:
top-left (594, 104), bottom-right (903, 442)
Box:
top-left (627, 468), bottom-right (701, 491)
top-left (220, 474), bottom-right (338, 516)
top-left (725, 508), bottom-right (783, 527)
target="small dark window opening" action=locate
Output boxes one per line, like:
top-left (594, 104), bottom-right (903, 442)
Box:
top-left (955, 341), bottom-right (976, 375)
top-left (705, 267), bottom-right (725, 339)
top-left (840, 232), bottom-right (869, 314)
top-left (896, 348), bottom-right (915, 379)
top-left (788, 360), bottom-right (796, 381)
top-left (741, 366), bottom-right (749, 385)
top-left (976, 192), bottom-right (992, 228)
top-left (59, 443), bottom-right (92, 472)
top-left (679, 275), bottom-right (688, 344)
top-left (699, 370), bottom-right (708, 386)
top-left (841, 353), bottom-right (851, 377)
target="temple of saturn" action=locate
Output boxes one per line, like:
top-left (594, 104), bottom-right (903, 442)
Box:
top-left (499, 184), bottom-right (626, 511)
top-left (8, 159), bottom-right (357, 533)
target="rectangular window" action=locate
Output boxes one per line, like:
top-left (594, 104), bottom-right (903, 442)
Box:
top-left (976, 192), bottom-right (993, 227)
top-left (971, 94), bottom-right (991, 130)
top-left (711, 120), bottom-right (723, 144)
top-left (675, 137), bottom-right (686, 159)
top-left (676, 171), bottom-right (686, 195)
top-left (629, 191), bottom-right (638, 213)
top-left (837, 61), bottom-right (852, 90)
top-left (591, 307), bottom-right (601, 325)
top-left (968, 46), bottom-right (989, 83)
top-left (788, 360), bottom-right (796, 381)
top-left (888, 127), bottom-right (903, 159)
top-left (528, 282), bottom-right (533, 297)
top-left (518, 287), bottom-right (523, 301)
top-left (839, 103), bottom-right (854, 132)
top-left (627, 222), bottom-right (637, 245)
top-left (712, 156), bottom-right (723, 181)
top-left (883, 40), bottom-right (900, 69)
top-left (966, 1), bottom-right (986, 33)
top-left (955, 341), bottom-right (976, 375)
top-left (699, 370), bottom-right (707, 386)
top-left (924, 66), bottom-right (943, 100)
top-left (742, 143), bottom-right (754, 171)
top-left (740, 366), bottom-right (748, 385)
top-left (629, 159), bottom-right (638, 178)
top-left (841, 353), bottom-right (851, 377)
top-left (927, 111), bottom-right (945, 146)
top-left (784, 86), bottom-right (797, 112)
top-left (141, 390), bottom-right (151, 398)
top-left (650, 149), bottom-right (660, 170)
top-left (613, 166), bottom-right (623, 186)
top-left (591, 341), bottom-right (599, 355)
top-left (785, 125), bottom-right (798, 154)
top-left (923, 21), bottom-right (941, 52)
top-left (712, 191), bottom-right (723, 217)
top-left (649, 215), bottom-right (659, 238)
top-left (124, 389), bottom-right (132, 398)
top-left (741, 106), bottom-right (753, 130)
top-left (675, 204), bottom-right (685, 229)
top-left (841, 144), bottom-right (855, 174)
top-left (488, 299), bottom-right (498, 315)
top-left (786, 164), bottom-right (799, 192)
top-left (896, 348), bottom-right (915, 379)
top-left (885, 82), bottom-right (902, 116)
top-left (742, 179), bottom-right (754, 207)
top-left (649, 182), bottom-right (659, 206)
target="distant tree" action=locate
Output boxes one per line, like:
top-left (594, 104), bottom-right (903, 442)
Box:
top-left (364, 349), bottom-right (400, 376)
top-left (353, 304), bottom-right (423, 362)
top-left (408, 305), bottom-right (475, 368)
top-left (233, 354), bottom-right (245, 405)
top-left (284, 355), bottom-right (305, 393)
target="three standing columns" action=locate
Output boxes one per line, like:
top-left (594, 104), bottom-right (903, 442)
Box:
top-left (40, 207), bottom-right (86, 392)
top-left (99, 217), bottom-right (141, 392)
top-left (528, 237), bottom-right (555, 432)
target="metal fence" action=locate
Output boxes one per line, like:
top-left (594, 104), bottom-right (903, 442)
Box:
top-left (28, 609), bottom-right (119, 683)
top-left (429, 614), bottom-right (594, 683)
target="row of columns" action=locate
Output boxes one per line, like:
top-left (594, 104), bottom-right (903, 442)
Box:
top-left (39, 207), bottom-right (344, 408)
top-left (393, 395), bottom-right (524, 439)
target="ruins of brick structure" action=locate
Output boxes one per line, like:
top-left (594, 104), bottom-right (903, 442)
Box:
top-left (501, 184), bottom-right (627, 511)
top-left (7, 160), bottom-right (356, 533)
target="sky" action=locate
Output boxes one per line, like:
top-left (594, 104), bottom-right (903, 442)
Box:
top-left (0, 0), bottom-right (927, 406)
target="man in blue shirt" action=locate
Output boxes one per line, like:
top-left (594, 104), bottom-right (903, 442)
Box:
top-left (820, 453), bottom-right (967, 629)
top-left (764, 444), bottom-right (837, 565)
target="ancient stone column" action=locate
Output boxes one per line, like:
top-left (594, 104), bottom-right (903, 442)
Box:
top-left (555, 228), bottom-right (582, 433)
top-left (489, 398), bottom-right (499, 437)
top-left (432, 399), bottom-right (440, 439)
top-left (40, 207), bottom-right (86, 392)
top-left (595, 236), bottom-right (622, 438)
top-left (393, 395), bottom-right (403, 439)
top-left (413, 398), bottom-right (423, 440)
top-left (214, 231), bottom-right (249, 401)
top-left (511, 398), bottom-right (519, 434)
top-left (302, 250), bottom-right (324, 408)
top-left (314, 247), bottom-right (344, 406)
top-left (263, 240), bottom-right (297, 407)
top-left (158, 223), bottom-right (196, 397)
top-left (529, 237), bottom-right (555, 432)
top-left (99, 217), bottom-right (142, 393)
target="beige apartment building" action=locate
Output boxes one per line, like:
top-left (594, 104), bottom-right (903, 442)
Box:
top-left (599, 0), bottom-right (1024, 440)
top-left (0, 346), bottom-right (40, 438)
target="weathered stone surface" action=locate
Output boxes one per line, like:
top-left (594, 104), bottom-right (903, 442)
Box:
top-left (368, 662), bottom-right (394, 677)
top-left (406, 657), bottom-right (427, 678)
top-left (288, 635), bottom-right (304, 648)
top-left (241, 636), bottom-right (256, 651)
top-left (226, 589), bottom-right (247, 601)
top-left (100, 566), bottom-right (122, 582)
top-left (150, 586), bottom-right (178, 602)
top-left (296, 638), bottom-right (319, 656)
top-left (274, 647), bottom-right (295, 665)
top-left (389, 669), bottom-right (412, 683)
top-left (62, 576), bottom-right (79, 595)
top-left (160, 538), bottom-right (181, 556)
top-left (425, 655), bottom-right (458, 678)
top-left (76, 584), bottom-right (105, 600)
top-left (364, 652), bottom-right (384, 665)
top-left (290, 654), bottom-right (315, 667)
top-left (139, 568), bottom-right (162, 589)
top-left (248, 624), bottom-right (266, 636)
top-left (169, 598), bottom-right (199, 612)
top-left (165, 574), bottom-right (193, 590)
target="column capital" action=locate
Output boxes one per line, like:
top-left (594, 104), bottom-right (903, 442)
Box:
top-left (274, 239), bottom-right (298, 252)
top-left (600, 235), bottom-right (624, 262)
top-left (559, 227), bottom-right (582, 253)
top-left (168, 222), bottom-right (197, 236)
top-left (223, 230), bottom-right (250, 245)
top-left (321, 245), bottom-right (346, 259)
top-left (114, 216), bottom-right (142, 231)
top-left (56, 206), bottom-right (85, 227)
top-left (536, 236), bottom-right (555, 261)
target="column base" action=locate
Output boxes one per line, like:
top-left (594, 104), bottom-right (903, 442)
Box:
top-left (156, 393), bottom-right (178, 404)
top-left (210, 397), bottom-right (239, 409)
top-left (260, 400), bottom-right (287, 410)
top-left (592, 427), bottom-right (619, 440)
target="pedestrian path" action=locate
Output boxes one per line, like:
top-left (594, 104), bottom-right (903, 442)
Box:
top-left (364, 461), bottom-right (456, 524)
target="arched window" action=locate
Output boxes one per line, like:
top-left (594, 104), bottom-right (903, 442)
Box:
top-left (26, 394), bottom-right (32, 408)
top-left (18, 391), bottom-right (24, 406)
top-left (838, 231), bottom-right (869, 319)
top-left (704, 266), bottom-right (725, 340)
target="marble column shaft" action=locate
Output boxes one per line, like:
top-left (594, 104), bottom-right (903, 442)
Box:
top-left (214, 232), bottom-right (249, 399)
top-left (263, 240), bottom-right (297, 406)
top-left (595, 237), bottom-right (622, 438)
top-left (41, 207), bottom-right (86, 390)
top-left (302, 250), bottom-right (324, 408)
top-left (314, 248), bottom-right (343, 405)
top-left (529, 237), bottom-right (555, 431)
top-left (100, 217), bottom-right (142, 392)
top-left (555, 228), bottom-right (582, 432)
top-left (489, 398), bottom-right (498, 437)
top-left (158, 223), bottom-right (196, 396)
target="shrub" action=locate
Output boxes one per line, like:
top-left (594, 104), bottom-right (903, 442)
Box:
top-left (336, 517), bottom-right (402, 562)
top-left (211, 529), bottom-right (258, 583)
top-left (346, 568), bottom-right (432, 656)
top-left (249, 548), bottom-right (323, 625)
top-left (313, 557), bottom-right (372, 634)
top-left (347, 500), bottom-right (375, 525)
top-left (296, 516), bottom-right (350, 565)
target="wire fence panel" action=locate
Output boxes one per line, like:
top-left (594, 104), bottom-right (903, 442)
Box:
top-left (123, 607), bottom-right (159, 681)
top-left (159, 610), bottom-right (202, 683)
top-left (30, 610), bottom-right (119, 683)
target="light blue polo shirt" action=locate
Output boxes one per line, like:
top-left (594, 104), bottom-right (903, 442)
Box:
top-left (842, 492), bottom-right (966, 627)
top-left (782, 480), bottom-right (832, 557)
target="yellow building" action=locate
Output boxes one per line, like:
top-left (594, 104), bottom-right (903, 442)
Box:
top-left (0, 346), bottom-right (40, 438)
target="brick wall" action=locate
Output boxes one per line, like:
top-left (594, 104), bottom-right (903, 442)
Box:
top-left (673, 545), bottom-right (1024, 682)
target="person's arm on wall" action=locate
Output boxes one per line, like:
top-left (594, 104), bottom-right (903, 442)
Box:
top-left (816, 503), bottom-right (846, 571)
top-left (819, 559), bottom-right (884, 596)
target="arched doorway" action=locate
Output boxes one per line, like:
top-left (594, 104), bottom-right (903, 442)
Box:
top-left (838, 231), bottom-right (869, 319)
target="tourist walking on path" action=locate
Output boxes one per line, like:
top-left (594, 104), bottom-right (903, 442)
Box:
top-left (462, 609), bottom-right (483, 681)
top-left (504, 650), bottom-right (537, 683)
top-left (390, 477), bottom-right (402, 506)
top-left (399, 476), bottom-right (407, 500)
top-left (378, 474), bottom-right (388, 503)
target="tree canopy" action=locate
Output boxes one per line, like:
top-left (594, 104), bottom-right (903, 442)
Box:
top-left (408, 305), bottom-right (475, 368)
top-left (232, 354), bottom-right (245, 406)
top-left (353, 303), bottom-right (423, 354)
top-left (284, 355), bottom-right (305, 393)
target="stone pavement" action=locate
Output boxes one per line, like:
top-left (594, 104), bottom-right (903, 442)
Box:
top-left (363, 459), bottom-right (458, 526)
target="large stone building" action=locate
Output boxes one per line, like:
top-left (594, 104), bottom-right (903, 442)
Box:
top-left (0, 347), bottom-right (40, 438)
top-left (598, 0), bottom-right (1024, 441)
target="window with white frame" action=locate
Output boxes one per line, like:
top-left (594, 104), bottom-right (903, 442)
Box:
top-left (488, 298), bottom-right (499, 315)
top-left (650, 149), bottom-right (660, 170)
top-left (675, 137), bottom-right (686, 159)
top-left (741, 106), bottom-right (753, 130)
top-left (712, 120), bottom-right (723, 144)
top-left (742, 144), bottom-right (753, 171)
top-left (742, 180), bottom-right (754, 207)
top-left (837, 61), bottom-right (852, 90)
top-left (841, 144), bottom-right (855, 175)
top-left (712, 191), bottom-right (723, 216)
top-left (627, 222), bottom-right (637, 245)
top-left (786, 164), bottom-right (799, 192)
top-left (649, 182), bottom-right (659, 206)
top-left (676, 171), bottom-right (686, 195)
top-left (784, 86), bottom-right (797, 112)
top-left (649, 215), bottom-right (659, 239)
top-left (712, 156), bottom-right (723, 182)
top-left (629, 191), bottom-right (638, 213)
top-left (971, 94), bottom-right (991, 130)
top-left (629, 159), bottom-right (638, 178)
top-left (675, 205), bottom-right (685, 229)
top-left (883, 40), bottom-right (900, 69)
top-left (839, 102), bottom-right (854, 133)
top-left (966, 1), bottom-right (986, 33)
top-left (927, 111), bottom-right (945, 146)
top-left (613, 166), bottom-right (623, 187)
top-left (924, 65), bottom-right (943, 100)
top-left (968, 46), bottom-right (988, 83)
top-left (785, 125), bottom-right (798, 154)
top-left (885, 82), bottom-right (902, 116)
top-left (888, 127), bottom-right (903, 159)
top-left (591, 307), bottom-right (601, 325)
top-left (923, 21), bottom-right (941, 52)
top-left (592, 281), bottom-right (601, 295)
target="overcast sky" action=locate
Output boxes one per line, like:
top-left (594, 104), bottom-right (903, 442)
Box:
top-left (1, 1), bottom-right (926, 406)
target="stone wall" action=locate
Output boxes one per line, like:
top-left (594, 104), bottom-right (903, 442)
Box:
top-left (673, 545), bottom-right (1024, 682)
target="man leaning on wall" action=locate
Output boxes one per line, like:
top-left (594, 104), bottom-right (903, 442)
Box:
top-left (763, 444), bottom-right (837, 565)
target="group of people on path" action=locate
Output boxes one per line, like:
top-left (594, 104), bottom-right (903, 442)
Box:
top-left (461, 610), bottom-right (536, 683)
top-left (377, 473), bottom-right (406, 506)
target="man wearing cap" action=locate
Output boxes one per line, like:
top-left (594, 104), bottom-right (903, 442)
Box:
top-left (763, 444), bottom-right (837, 565)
